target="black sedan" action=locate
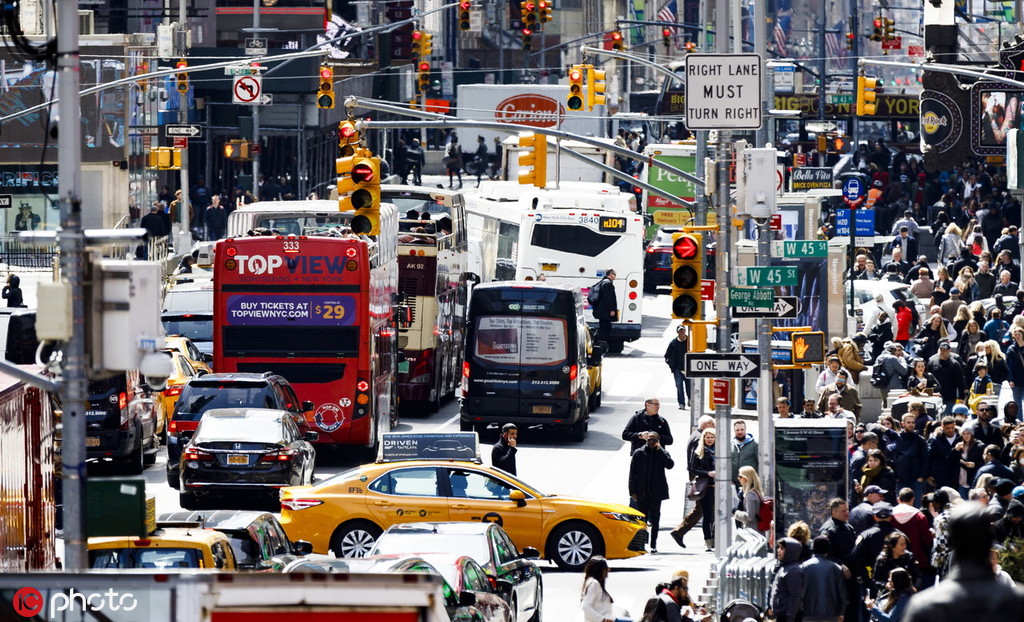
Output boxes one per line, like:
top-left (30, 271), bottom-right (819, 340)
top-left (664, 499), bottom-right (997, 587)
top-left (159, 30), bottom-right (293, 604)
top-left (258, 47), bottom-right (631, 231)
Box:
top-left (370, 522), bottom-right (542, 622)
top-left (179, 408), bottom-right (317, 509)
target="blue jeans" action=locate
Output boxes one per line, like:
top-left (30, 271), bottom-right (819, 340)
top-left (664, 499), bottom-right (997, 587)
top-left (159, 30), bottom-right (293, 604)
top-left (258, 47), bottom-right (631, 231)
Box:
top-left (672, 369), bottom-right (690, 406)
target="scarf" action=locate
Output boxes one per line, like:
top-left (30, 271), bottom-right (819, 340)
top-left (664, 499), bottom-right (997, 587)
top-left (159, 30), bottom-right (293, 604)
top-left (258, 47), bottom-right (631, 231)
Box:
top-left (861, 463), bottom-right (883, 489)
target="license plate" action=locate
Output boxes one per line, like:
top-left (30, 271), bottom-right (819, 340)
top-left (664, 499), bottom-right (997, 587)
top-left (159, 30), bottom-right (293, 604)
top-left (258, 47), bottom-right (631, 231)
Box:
top-left (540, 263), bottom-right (558, 272)
top-left (227, 454), bottom-right (248, 465)
top-left (85, 410), bottom-right (107, 417)
top-left (85, 437), bottom-right (101, 447)
top-left (532, 405), bottom-right (552, 414)
top-left (398, 361), bottom-right (410, 374)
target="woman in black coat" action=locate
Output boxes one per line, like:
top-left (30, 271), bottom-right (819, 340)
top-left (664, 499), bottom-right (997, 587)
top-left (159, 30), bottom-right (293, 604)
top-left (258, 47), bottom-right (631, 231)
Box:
top-left (949, 426), bottom-right (985, 498)
top-left (854, 449), bottom-right (898, 504)
top-left (872, 532), bottom-right (921, 594)
top-left (867, 313), bottom-right (895, 363)
top-left (688, 427), bottom-right (717, 551)
top-left (911, 314), bottom-right (944, 361)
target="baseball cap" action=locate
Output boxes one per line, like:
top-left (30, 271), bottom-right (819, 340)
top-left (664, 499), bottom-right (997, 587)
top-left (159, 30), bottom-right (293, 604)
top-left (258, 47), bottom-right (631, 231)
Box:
top-left (939, 341), bottom-right (952, 350)
top-left (996, 478), bottom-right (1016, 496)
top-left (677, 325), bottom-right (687, 332)
top-left (871, 502), bottom-right (893, 518)
top-left (950, 288), bottom-right (960, 295)
top-left (864, 485), bottom-right (888, 496)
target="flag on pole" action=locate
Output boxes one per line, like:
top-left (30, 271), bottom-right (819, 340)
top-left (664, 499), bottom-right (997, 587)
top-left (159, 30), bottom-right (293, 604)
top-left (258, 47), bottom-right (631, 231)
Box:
top-left (657, 0), bottom-right (678, 27)
top-left (774, 24), bottom-right (788, 57)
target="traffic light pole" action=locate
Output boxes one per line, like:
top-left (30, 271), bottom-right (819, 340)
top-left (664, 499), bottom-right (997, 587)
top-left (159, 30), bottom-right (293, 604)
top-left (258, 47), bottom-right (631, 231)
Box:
top-left (177, 6), bottom-right (191, 250)
top-left (251, 0), bottom-right (261, 201)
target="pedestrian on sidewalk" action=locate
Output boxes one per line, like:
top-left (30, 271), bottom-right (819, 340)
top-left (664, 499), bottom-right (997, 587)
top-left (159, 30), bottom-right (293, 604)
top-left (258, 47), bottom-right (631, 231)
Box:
top-left (2, 274), bottom-right (23, 308)
top-left (680, 428), bottom-right (717, 551)
top-left (580, 556), bottom-right (617, 622)
top-left (733, 465), bottom-right (765, 531)
top-left (628, 431), bottom-right (674, 553)
top-left (491, 423), bottom-right (518, 475)
top-left (621, 398), bottom-right (673, 452)
top-left (800, 536), bottom-right (848, 622)
top-left (768, 538), bottom-right (806, 622)
top-left (665, 325), bottom-right (691, 409)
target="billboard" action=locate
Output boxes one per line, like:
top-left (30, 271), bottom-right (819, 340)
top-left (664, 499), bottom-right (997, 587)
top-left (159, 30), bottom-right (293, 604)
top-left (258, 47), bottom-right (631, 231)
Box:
top-left (774, 419), bottom-right (848, 541)
top-left (972, 84), bottom-right (1024, 155)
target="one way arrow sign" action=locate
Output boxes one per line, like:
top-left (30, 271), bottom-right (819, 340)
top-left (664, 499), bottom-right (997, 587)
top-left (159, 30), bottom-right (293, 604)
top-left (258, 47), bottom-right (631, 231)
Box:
top-left (731, 296), bottom-right (799, 319)
top-left (165, 124), bottom-right (203, 138)
top-left (685, 353), bottom-right (762, 378)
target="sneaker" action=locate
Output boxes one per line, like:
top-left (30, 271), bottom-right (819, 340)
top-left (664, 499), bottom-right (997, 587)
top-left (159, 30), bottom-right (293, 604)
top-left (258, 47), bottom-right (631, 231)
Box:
top-left (650, 548), bottom-right (658, 554)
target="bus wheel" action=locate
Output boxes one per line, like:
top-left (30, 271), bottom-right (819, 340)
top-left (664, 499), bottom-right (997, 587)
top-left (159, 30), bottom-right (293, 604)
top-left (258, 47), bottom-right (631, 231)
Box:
top-left (330, 521), bottom-right (382, 558)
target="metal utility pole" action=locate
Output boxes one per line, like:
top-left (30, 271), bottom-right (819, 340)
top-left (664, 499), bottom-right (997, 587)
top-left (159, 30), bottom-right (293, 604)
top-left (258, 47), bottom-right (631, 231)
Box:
top-left (251, 0), bottom-right (260, 200)
top-left (755, 218), bottom-right (773, 496)
top-left (177, 2), bottom-right (191, 250)
top-left (712, 0), bottom-right (733, 557)
top-left (56, 0), bottom-right (87, 571)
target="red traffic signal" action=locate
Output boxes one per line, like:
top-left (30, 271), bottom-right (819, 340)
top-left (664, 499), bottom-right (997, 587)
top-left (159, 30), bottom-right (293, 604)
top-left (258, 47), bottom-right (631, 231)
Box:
top-left (352, 162), bottom-right (376, 184)
top-left (419, 62), bottom-right (431, 72)
top-left (459, 0), bottom-right (471, 8)
top-left (412, 31), bottom-right (422, 40)
top-left (673, 234), bottom-right (700, 260)
top-left (524, 1), bottom-right (535, 10)
top-left (873, 18), bottom-right (882, 28)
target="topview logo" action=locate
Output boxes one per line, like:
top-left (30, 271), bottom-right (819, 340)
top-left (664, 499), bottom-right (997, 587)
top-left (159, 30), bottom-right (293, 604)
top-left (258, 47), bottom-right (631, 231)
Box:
top-left (12, 586), bottom-right (138, 618)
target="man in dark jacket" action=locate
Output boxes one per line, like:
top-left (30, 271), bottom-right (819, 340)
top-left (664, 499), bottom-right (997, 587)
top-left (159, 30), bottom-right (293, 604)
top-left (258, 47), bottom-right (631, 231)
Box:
top-left (621, 398), bottom-right (674, 451)
top-left (973, 444), bottom-right (1014, 487)
top-left (894, 413), bottom-right (928, 497)
top-left (903, 504), bottom-right (1024, 622)
top-left (850, 502), bottom-right (897, 582)
top-left (591, 269), bottom-right (618, 344)
top-left (927, 417), bottom-right (961, 490)
top-left (818, 498), bottom-right (859, 622)
top-left (628, 431), bottom-right (674, 553)
top-left (769, 538), bottom-right (805, 622)
top-left (926, 342), bottom-right (965, 413)
top-left (849, 485), bottom-right (887, 534)
top-left (800, 536), bottom-right (847, 622)
top-left (994, 498), bottom-right (1024, 544)
top-left (664, 325), bottom-right (690, 409)
top-left (204, 194), bottom-right (228, 241)
top-left (490, 423), bottom-right (517, 475)
top-left (964, 404), bottom-right (1003, 450)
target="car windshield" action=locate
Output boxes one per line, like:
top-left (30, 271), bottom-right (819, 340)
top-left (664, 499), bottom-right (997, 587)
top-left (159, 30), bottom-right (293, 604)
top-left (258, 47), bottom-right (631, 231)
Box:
top-left (174, 382), bottom-right (277, 420)
top-left (162, 317), bottom-right (214, 341)
top-left (90, 547), bottom-right (202, 569)
top-left (372, 533), bottom-right (489, 565)
top-left (195, 415), bottom-right (283, 443)
top-left (163, 289), bottom-right (213, 313)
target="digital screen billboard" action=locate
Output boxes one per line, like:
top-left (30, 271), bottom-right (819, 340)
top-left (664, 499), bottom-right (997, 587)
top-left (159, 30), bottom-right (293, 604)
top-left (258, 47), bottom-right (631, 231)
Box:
top-left (972, 84), bottom-right (1024, 155)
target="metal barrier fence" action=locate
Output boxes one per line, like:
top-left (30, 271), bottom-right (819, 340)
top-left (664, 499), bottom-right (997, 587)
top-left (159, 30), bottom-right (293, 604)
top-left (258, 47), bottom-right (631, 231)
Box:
top-left (716, 528), bottom-right (775, 613)
top-left (0, 237), bottom-right (58, 269)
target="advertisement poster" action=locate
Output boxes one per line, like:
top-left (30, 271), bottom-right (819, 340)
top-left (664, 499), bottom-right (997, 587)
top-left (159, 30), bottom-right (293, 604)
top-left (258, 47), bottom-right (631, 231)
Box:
top-left (774, 419), bottom-right (848, 540)
top-left (474, 316), bottom-right (567, 366)
top-left (225, 295), bottom-right (356, 326)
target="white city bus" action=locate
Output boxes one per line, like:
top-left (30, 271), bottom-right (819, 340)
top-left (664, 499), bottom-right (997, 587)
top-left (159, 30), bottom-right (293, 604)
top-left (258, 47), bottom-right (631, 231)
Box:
top-left (464, 181), bottom-right (644, 352)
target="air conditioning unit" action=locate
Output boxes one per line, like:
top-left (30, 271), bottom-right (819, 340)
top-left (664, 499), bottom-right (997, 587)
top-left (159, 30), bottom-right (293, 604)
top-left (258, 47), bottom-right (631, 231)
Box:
top-left (19, 0), bottom-right (42, 35)
top-left (79, 10), bottom-right (94, 35)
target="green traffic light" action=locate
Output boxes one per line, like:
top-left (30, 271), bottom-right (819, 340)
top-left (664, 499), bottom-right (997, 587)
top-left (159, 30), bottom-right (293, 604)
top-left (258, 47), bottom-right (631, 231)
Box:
top-left (567, 96), bottom-right (583, 111)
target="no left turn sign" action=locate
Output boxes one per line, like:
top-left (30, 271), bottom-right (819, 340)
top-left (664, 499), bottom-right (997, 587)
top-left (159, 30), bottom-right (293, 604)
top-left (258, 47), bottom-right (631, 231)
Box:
top-left (232, 75), bottom-right (262, 104)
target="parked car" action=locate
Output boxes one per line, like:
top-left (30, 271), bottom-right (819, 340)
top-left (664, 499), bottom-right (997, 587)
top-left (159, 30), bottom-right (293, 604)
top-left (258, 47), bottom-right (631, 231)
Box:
top-left (156, 351), bottom-right (201, 441)
top-left (165, 372), bottom-right (313, 489)
top-left (157, 510), bottom-right (313, 571)
top-left (162, 335), bottom-right (213, 374)
top-left (88, 527), bottom-right (237, 570)
top-left (161, 282), bottom-right (214, 356)
top-left (178, 408), bottom-right (317, 509)
top-left (370, 522), bottom-right (541, 622)
top-left (85, 371), bottom-right (160, 474)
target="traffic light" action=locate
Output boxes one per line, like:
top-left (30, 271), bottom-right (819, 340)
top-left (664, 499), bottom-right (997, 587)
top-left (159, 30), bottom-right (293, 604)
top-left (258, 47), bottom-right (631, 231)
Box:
top-left (871, 18), bottom-right (883, 41)
top-left (883, 18), bottom-right (895, 41)
top-left (791, 331), bottom-right (826, 365)
top-left (586, 65), bottom-right (606, 110)
top-left (567, 64), bottom-right (585, 111)
top-left (521, 1), bottom-right (538, 32)
top-left (417, 62), bottom-right (431, 93)
top-left (670, 233), bottom-right (703, 320)
top-left (846, 32), bottom-right (855, 50)
top-left (522, 29), bottom-right (532, 50)
top-left (317, 66), bottom-right (334, 109)
top-left (683, 40), bottom-right (696, 54)
top-left (348, 156), bottom-right (381, 235)
top-left (223, 140), bottom-right (250, 162)
top-left (517, 133), bottom-right (547, 188)
top-left (817, 134), bottom-right (827, 153)
top-left (662, 28), bottom-right (672, 50)
top-left (537, 0), bottom-right (551, 26)
top-left (459, 1), bottom-right (472, 30)
top-left (338, 120), bottom-right (359, 150)
top-left (856, 75), bottom-right (879, 116)
top-left (411, 31), bottom-right (432, 61)
top-left (175, 59), bottom-right (188, 94)
top-left (147, 147), bottom-right (183, 169)
top-left (610, 31), bottom-right (624, 51)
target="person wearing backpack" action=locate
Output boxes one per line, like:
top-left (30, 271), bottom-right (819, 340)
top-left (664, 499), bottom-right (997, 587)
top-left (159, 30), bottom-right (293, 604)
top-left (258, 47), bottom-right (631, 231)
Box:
top-left (590, 269), bottom-right (618, 345)
top-left (733, 465), bottom-right (767, 531)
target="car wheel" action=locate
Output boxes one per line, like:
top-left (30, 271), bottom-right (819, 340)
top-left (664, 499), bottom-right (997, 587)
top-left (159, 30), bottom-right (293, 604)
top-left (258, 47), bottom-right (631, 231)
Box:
top-left (595, 382), bottom-right (602, 409)
top-left (607, 340), bottom-right (624, 354)
top-left (166, 466), bottom-right (179, 490)
top-left (179, 491), bottom-right (199, 510)
top-left (549, 522), bottom-right (602, 572)
top-left (143, 447), bottom-right (157, 466)
top-left (460, 417), bottom-right (474, 432)
top-left (569, 417), bottom-right (587, 443)
top-left (123, 439), bottom-right (144, 475)
top-left (330, 521), bottom-right (382, 558)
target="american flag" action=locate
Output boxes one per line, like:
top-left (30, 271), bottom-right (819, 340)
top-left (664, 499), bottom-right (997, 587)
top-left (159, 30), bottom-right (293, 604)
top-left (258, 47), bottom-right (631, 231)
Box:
top-left (774, 24), bottom-right (788, 57)
top-left (658, 0), bottom-right (677, 32)
top-left (824, 31), bottom-right (845, 62)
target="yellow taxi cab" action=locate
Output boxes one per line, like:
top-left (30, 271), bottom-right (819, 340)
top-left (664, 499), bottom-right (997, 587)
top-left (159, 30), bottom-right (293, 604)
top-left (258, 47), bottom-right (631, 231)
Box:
top-left (157, 351), bottom-right (202, 436)
top-left (585, 329), bottom-right (604, 411)
top-left (88, 527), bottom-right (237, 570)
top-left (162, 335), bottom-right (213, 375)
top-left (279, 434), bottom-right (648, 571)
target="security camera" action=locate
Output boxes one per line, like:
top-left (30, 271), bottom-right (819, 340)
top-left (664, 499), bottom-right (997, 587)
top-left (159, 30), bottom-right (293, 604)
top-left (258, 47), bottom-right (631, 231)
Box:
top-left (140, 351), bottom-right (174, 392)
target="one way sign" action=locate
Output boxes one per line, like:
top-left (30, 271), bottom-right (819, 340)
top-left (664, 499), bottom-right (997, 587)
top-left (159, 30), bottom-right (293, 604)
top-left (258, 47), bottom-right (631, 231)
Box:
top-left (731, 296), bottom-right (799, 319)
top-left (165, 124), bottom-right (203, 138)
top-left (685, 353), bottom-right (762, 378)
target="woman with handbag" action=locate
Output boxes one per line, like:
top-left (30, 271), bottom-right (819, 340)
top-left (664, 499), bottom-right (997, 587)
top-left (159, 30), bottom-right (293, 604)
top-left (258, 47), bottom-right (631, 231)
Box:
top-left (733, 465), bottom-right (765, 531)
top-left (687, 428), bottom-right (717, 551)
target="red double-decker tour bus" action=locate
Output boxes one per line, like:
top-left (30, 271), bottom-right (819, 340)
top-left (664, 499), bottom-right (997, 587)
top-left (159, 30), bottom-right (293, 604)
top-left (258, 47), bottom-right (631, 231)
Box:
top-left (213, 222), bottom-right (399, 450)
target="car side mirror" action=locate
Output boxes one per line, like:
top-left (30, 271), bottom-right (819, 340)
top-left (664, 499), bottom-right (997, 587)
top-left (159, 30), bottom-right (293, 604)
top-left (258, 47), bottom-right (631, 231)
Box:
top-left (304, 431), bottom-right (320, 443)
top-left (301, 401), bottom-right (315, 413)
top-left (509, 489), bottom-right (527, 507)
top-left (202, 353), bottom-right (213, 363)
top-left (458, 591), bottom-right (477, 607)
top-left (293, 540), bottom-right (314, 555)
top-left (520, 546), bottom-right (540, 560)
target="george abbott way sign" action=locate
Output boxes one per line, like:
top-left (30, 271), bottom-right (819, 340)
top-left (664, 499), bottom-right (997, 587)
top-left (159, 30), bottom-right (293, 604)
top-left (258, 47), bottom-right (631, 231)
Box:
top-left (684, 53), bottom-right (763, 130)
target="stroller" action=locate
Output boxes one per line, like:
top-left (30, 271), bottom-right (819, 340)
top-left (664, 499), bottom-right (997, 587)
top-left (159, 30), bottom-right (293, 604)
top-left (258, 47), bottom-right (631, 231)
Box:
top-left (720, 599), bottom-right (763, 622)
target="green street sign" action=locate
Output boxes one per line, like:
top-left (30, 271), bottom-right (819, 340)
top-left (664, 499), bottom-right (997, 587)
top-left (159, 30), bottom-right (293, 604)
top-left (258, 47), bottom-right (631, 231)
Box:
top-left (827, 94), bottom-right (854, 104)
top-left (737, 266), bottom-right (799, 287)
top-left (781, 240), bottom-right (828, 258)
top-left (728, 287), bottom-right (774, 308)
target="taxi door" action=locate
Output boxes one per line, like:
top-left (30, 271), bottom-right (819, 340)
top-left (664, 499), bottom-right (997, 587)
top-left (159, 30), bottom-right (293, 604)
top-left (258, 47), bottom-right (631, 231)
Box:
top-left (365, 465), bottom-right (450, 526)
top-left (441, 466), bottom-right (544, 551)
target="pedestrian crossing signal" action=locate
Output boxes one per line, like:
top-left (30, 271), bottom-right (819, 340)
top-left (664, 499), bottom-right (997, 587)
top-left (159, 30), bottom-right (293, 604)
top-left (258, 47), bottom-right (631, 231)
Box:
top-left (671, 233), bottom-right (703, 320)
top-left (792, 331), bottom-right (825, 365)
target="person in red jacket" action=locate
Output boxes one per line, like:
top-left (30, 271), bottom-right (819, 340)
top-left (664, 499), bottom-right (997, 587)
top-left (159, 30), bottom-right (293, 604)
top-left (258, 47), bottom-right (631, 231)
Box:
top-left (891, 487), bottom-right (933, 584)
top-left (893, 300), bottom-right (914, 348)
